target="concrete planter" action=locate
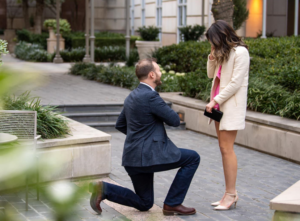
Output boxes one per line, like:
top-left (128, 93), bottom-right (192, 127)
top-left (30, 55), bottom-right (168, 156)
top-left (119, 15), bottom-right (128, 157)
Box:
top-left (47, 28), bottom-right (65, 54)
top-left (36, 118), bottom-right (111, 182)
top-left (4, 29), bottom-right (16, 53)
top-left (0, 118), bottom-right (111, 191)
top-left (135, 40), bottom-right (161, 59)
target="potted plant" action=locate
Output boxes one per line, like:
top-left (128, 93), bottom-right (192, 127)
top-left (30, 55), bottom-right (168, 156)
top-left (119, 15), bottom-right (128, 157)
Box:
top-left (43, 19), bottom-right (71, 54)
top-left (136, 26), bottom-right (161, 59)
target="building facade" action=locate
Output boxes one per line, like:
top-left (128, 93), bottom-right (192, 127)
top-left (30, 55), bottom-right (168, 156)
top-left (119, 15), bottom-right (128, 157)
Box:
top-left (1, 0), bottom-right (299, 46)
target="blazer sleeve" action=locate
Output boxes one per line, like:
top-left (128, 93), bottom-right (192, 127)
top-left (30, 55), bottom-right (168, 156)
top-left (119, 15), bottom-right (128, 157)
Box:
top-left (149, 92), bottom-right (180, 127)
top-left (207, 54), bottom-right (217, 79)
top-left (213, 47), bottom-right (250, 105)
top-left (115, 109), bottom-right (127, 135)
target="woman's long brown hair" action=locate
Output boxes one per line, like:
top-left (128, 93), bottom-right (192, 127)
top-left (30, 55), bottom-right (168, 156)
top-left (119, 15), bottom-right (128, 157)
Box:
top-left (205, 20), bottom-right (248, 64)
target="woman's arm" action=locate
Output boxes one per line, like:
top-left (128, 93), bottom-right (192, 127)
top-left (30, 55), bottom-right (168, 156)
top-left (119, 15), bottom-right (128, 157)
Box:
top-left (207, 54), bottom-right (217, 79)
top-left (213, 47), bottom-right (250, 105)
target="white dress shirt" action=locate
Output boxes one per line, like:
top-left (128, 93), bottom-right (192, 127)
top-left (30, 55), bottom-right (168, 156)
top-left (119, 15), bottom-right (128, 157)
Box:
top-left (140, 82), bottom-right (155, 91)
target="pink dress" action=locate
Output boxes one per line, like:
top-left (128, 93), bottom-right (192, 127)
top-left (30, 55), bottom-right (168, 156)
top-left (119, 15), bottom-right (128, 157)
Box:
top-left (213, 65), bottom-right (222, 110)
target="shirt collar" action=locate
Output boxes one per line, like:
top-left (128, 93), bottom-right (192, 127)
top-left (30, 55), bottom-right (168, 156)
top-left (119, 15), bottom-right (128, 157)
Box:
top-left (140, 82), bottom-right (155, 91)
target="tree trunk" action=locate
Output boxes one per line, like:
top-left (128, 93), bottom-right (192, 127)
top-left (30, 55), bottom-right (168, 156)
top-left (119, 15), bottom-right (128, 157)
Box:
top-left (22, 0), bottom-right (30, 29)
top-left (35, 0), bottom-right (44, 34)
top-left (211, 0), bottom-right (234, 28)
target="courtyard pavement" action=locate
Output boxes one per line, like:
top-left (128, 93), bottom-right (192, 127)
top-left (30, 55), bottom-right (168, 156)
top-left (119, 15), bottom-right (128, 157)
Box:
top-left (1, 55), bottom-right (300, 221)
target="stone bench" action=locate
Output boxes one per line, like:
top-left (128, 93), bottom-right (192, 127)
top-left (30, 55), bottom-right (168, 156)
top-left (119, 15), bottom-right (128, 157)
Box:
top-left (270, 180), bottom-right (300, 221)
top-left (37, 117), bottom-right (112, 182)
top-left (160, 92), bottom-right (300, 163)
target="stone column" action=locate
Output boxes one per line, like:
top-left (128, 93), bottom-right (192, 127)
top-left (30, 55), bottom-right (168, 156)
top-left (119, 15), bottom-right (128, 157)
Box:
top-left (202, 0), bottom-right (205, 26)
top-left (90, 0), bottom-right (95, 63)
top-left (261, 0), bottom-right (267, 38)
top-left (208, 0), bottom-right (212, 28)
top-left (295, 0), bottom-right (299, 36)
top-left (126, 0), bottom-right (130, 59)
top-left (53, 0), bottom-right (63, 63)
top-left (83, 0), bottom-right (91, 63)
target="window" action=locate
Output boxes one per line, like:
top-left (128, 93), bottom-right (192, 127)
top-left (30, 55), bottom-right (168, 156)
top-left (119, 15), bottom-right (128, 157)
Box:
top-left (141, 0), bottom-right (145, 26)
top-left (177, 0), bottom-right (187, 43)
top-left (156, 0), bottom-right (162, 41)
top-left (131, 0), bottom-right (135, 35)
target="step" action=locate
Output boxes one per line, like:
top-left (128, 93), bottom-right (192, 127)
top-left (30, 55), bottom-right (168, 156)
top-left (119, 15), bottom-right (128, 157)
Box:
top-left (52, 102), bottom-right (172, 114)
top-left (63, 112), bottom-right (120, 123)
top-left (53, 104), bottom-right (124, 113)
top-left (85, 121), bottom-right (186, 132)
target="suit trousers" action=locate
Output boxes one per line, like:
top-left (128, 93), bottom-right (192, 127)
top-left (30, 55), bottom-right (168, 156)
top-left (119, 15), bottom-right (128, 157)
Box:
top-left (102, 148), bottom-right (200, 211)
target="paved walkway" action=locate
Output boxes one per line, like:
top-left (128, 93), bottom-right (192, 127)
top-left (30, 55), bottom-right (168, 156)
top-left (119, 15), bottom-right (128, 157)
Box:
top-left (1, 54), bottom-right (130, 105)
top-left (1, 55), bottom-right (300, 221)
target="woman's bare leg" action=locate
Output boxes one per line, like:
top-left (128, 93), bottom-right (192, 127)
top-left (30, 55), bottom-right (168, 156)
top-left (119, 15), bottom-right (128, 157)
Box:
top-left (215, 121), bottom-right (238, 206)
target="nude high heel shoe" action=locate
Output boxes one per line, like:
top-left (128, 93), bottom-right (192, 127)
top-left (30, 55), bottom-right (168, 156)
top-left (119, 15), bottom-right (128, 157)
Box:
top-left (214, 192), bottom-right (238, 210)
top-left (211, 190), bottom-right (237, 207)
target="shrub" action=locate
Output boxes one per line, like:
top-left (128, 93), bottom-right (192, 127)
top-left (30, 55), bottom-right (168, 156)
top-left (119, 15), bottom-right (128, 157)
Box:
top-left (59, 47), bottom-right (85, 62)
top-left (16, 29), bottom-right (49, 49)
top-left (16, 29), bottom-right (32, 42)
top-left (126, 49), bottom-right (139, 67)
top-left (179, 25), bottom-right (206, 41)
top-left (43, 19), bottom-right (71, 34)
top-left (15, 41), bottom-right (48, 62)
top-left (153, 37), bottom-right (300, 120)
top-left (153, 41), bottom-right (211, 72)
top-left (72, 36), bottom-right (138, 49)
top-left (0, 39), bottom-right (8, 64)
top-left (3, 92), bottom-right (70, 139)
top-left (137, 26), bottom-right (160, 41)
top-left (69, 63), bottom-right (95, 75)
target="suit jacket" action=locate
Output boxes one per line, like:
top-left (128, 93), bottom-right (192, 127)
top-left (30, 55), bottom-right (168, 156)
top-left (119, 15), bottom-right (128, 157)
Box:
top-left (116, 83), bottom-right (182, 167)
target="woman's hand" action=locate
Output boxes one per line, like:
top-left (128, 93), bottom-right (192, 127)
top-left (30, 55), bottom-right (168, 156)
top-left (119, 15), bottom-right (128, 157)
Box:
top-left (209, 45), bottom-right (215, 60)
top-left (206, 100), bottom-right (217, 113)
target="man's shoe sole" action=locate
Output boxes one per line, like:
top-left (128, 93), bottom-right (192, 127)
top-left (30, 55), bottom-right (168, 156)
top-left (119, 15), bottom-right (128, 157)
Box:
top-left (162, 209), bottom-right (196, 216)
top-left (89, 182), bottom-right (102, 215)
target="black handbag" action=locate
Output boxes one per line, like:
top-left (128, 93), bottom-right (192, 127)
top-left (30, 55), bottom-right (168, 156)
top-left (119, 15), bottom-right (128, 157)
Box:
top-left (204, 109), bottom-right (223, 122)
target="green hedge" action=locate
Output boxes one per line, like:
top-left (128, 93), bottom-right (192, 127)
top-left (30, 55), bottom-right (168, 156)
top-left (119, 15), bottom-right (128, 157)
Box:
top-left (72, 37), bottom-right (139, 49)
top-left (69, 36), bottom-right (300, 120)
top-left (15, 42), bottom-right (139, 64)
top-left (69, 63), bottom-right (138, 90)
top-left (16, 29), bottom-right (139, 49)
top-left (153, 37), bottom-right (300, 120)
top-left (16, 29), bottom-right (49, 50)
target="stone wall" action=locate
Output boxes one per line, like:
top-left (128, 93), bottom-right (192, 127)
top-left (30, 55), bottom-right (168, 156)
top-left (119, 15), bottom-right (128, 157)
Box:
top-left (161, 92), bottom-right (300, 163)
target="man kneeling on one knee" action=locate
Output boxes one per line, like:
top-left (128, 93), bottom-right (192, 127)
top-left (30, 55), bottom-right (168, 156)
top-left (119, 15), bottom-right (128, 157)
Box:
top-left (89, 58), bottom-right (200, 216)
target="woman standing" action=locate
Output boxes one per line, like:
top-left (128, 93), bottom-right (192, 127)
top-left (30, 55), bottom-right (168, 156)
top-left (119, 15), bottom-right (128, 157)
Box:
top-left (205, 20), bottom-right (250, 210)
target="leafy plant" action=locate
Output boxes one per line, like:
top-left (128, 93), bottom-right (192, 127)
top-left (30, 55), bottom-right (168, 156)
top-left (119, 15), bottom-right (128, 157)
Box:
top-left (0, 39), bottom-right (8, 65)
top-left (43, 19), bottom-right (71, 34)
top-left (137, 26), bottom-right (160, 41)
top-left (179, 25), bottom-right (206, 41)
top-left (232, 0), bottom-right (249, 30)
top-left (3, 92), bottom-right (70, 139)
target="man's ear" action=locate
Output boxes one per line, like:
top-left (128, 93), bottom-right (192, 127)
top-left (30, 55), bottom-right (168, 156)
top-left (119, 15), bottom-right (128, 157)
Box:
top-left (149, 71), bottom-right (155, 79)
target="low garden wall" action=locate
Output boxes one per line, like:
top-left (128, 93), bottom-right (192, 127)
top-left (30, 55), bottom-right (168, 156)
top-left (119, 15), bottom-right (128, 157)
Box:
top-left (37, 118), bottom-right (111, 182)
top-left (161, 92), bottom-right (300, 163)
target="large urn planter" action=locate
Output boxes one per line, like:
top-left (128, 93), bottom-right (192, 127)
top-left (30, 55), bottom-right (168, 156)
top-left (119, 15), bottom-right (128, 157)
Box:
top-left (135, 40), bottom-right (162, 60)
top-left (47, 28), bottom-right (65, 54)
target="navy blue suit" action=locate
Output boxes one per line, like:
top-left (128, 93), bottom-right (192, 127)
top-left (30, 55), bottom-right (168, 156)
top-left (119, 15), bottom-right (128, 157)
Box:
top-left (102, 84), bottom-right (200, 210)
top-left (116, 83), bottom-right (182, 167)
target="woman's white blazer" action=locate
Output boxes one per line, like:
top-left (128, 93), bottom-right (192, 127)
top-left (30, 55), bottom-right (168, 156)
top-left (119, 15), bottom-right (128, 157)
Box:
top-left (207, 46), bottom-right (250, 131)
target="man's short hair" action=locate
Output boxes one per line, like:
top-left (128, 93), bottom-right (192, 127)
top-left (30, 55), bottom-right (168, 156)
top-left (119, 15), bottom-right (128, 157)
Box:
top-left (135, 58), bottom-right (157, 80)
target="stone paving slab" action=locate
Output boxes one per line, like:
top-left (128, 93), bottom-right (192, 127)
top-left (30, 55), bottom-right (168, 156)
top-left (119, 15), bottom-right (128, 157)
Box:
top-left (108, 130), bottom-right (300, 221)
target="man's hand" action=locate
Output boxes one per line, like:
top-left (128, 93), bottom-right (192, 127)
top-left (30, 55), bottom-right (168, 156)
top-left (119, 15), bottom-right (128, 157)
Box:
top-left (206, 100), bottom-right (217, 113)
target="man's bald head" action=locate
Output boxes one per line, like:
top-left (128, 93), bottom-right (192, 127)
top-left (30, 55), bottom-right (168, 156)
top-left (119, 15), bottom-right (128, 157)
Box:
top-left (135, 58), bottom-right (157, 80)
